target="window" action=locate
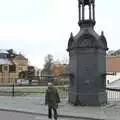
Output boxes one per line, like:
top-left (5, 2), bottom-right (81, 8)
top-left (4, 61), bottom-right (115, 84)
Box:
top-left (3, 54), bottom-right (7, 58)
top-left (0, 53), bottom-right (8, 58)
top-left (4, 65), bottom-right (8, 71)
top-left (0, 65), bottom-right (2, 72)
top-left (9, 65), bottom-right (16, 72)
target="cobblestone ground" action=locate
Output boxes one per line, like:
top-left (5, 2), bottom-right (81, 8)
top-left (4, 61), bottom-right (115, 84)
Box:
top-left (0, 110), bottom-right (84, 120)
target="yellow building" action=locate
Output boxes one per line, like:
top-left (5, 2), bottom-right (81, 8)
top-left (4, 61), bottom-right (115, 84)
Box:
top-left (0, 49), bottom-right (28, 84)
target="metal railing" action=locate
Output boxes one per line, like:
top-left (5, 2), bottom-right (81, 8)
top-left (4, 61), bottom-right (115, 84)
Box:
top-left (0, 84), bottom-right (120, 103)
top-left (106, 87), bottom-right (120, 101)
top-left (0, 84), bottom-right (69, 104)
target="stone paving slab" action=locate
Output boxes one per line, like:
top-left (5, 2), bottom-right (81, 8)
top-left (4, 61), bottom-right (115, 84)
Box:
top-left (0, 96), bottom-right (119, 120)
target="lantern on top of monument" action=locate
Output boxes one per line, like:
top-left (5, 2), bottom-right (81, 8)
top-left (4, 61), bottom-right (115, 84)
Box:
top-left (67, 0), bottom-right (108, 106)
top-left (78, 0), bottom-right (95, 26)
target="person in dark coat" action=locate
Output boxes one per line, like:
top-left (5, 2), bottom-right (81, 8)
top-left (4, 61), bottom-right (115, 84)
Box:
top-left (45, 82), bottom-right (60, 120)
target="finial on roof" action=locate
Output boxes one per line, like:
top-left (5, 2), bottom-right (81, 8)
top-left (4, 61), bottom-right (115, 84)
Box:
top-left (70, 32), bottom-right (73, 38)
top-left (101, 31), bottom-right (104, 36)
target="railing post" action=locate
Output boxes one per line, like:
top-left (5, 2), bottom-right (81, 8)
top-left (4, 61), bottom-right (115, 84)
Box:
top-left (12, 84), bottom-right (14, 97)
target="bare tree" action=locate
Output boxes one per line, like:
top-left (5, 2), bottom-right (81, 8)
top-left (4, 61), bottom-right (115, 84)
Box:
top-left (42, 54), bottom-right (53, 76)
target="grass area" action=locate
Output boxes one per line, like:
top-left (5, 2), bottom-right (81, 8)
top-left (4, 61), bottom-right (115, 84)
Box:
top-left (0, 85), bottom-right (69, 97)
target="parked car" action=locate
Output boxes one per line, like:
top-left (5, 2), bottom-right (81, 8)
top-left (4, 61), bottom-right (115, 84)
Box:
top-left (16, 79), bottom-right (29, 85)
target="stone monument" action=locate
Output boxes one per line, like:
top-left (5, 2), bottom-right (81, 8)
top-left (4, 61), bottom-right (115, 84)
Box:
top-left (67, 0), bottom-right (108, 106)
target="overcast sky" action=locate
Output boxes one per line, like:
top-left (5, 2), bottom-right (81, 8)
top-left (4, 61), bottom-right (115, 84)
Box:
top-left (0, 0), bottom-right (119, 68)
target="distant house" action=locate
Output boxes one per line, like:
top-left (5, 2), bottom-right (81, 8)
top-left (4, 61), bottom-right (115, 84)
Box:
top-left (106, 56), bottom-right (120, 84)
top-left (0, 49), bottom-right (28, 84)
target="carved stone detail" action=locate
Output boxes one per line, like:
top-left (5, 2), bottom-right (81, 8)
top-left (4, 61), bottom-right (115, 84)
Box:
top-left (67, 32), bottom-right (74, 51)
top-left (99, 31), bottom-right (108, 50)
top-left (77, 34), bottom-right (98, 48)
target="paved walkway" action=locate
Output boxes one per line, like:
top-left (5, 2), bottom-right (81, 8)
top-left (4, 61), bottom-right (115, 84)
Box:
top-left (0, 96), bottom-right (119, 120)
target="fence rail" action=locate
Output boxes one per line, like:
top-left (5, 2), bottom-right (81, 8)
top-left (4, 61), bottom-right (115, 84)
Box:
top-left (0, 84), bottom-right (120, 102)
top-left (106, 87), bottom-right (120, 101)
top-left (0, 84), bottom-right (68, 103)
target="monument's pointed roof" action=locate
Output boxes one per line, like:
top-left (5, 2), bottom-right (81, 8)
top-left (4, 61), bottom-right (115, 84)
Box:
top-left (67, 28), bottom-right (108, 51)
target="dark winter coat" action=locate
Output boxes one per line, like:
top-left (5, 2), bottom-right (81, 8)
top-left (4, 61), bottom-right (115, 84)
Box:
top-left (45, 86), bottom-right (60, 109)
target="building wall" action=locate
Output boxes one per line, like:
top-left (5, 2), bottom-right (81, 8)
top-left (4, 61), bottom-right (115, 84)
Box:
top-left (0, 58), bottom-right (28, 84)
top-left (0, 72), bottom-right (16, 84)
top-left (13, 59), bottom-right (28, 80)
top-left (106, 56), bottom-right (120, 86)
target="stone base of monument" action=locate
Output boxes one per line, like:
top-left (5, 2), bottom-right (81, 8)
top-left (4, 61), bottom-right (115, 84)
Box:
top-left (69, 92), bottom-right (107, 106)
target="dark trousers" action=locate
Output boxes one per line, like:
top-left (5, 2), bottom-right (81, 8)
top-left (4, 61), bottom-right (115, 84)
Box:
top-left (48, 106), bottom-right (57, 120)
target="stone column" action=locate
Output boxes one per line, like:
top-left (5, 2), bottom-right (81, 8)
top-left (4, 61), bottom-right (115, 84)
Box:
top-left (93, 3), bottom-right (95, 20)
top-left (82, 4), bottom-right (84, 20)
top-left (89, 4), bottom-right (91, 20)
top-left (79, 4), bottom-right (81, 21)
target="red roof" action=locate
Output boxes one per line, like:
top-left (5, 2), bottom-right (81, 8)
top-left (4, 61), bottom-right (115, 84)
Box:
top-left (106, 56), bottom-right (120, 72)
